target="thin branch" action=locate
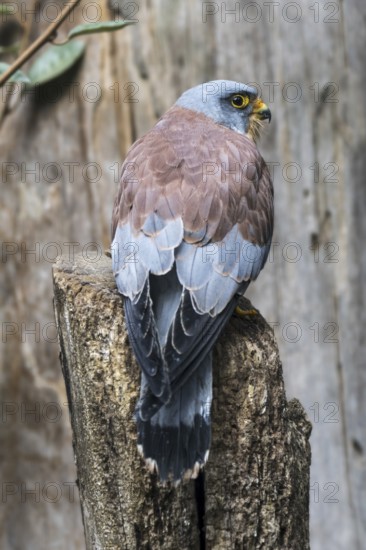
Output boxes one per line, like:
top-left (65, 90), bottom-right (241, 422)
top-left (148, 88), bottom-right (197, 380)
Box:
top-left (0, 0), bottom-right (83, 87)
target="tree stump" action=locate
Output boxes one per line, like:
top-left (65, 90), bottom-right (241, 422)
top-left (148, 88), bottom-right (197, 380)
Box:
top-left (52, 253), bottom-right (312, 550)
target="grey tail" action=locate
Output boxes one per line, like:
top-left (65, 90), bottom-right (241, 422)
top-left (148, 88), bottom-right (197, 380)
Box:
top-left (136, 353), bottom-right (212, 482)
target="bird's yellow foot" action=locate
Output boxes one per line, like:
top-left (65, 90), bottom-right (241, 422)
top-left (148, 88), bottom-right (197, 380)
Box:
top-left (234, 306), bottom-right (258, 317)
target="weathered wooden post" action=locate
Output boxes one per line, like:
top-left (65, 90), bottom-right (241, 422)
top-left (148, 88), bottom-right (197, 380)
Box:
top-left (53, 253), bottom-right (311, 549)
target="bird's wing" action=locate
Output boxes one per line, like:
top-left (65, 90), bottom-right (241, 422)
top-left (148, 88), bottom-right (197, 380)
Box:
top-left (111, 106), bottom-right (273, 406)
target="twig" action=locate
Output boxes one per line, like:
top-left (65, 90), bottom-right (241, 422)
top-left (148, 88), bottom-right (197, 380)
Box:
top-left (0, 0), bottom-right (83, 87)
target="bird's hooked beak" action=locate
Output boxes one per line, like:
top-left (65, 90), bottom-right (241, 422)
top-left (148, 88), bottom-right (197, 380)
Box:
top-left (252, 98), bottom-right (271, 123)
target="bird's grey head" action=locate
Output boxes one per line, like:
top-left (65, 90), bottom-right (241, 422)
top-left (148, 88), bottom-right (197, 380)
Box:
top-left (175, 79), bottom-right (271, 140)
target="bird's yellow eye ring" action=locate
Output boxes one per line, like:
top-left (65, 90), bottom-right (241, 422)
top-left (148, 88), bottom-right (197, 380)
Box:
top-left (231, 94), bottom-right (250, 109)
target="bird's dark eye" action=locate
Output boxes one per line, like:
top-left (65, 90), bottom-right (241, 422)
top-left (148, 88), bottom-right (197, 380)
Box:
top-left (230, 94), bottom-right (250, 109)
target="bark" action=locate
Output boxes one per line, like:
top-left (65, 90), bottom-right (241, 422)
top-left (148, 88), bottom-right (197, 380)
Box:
top-left (53, 253), bottom-right (312, 550)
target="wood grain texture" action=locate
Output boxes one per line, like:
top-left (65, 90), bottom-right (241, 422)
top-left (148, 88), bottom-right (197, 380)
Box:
top-left (53, 253), bottom-right (311, 549)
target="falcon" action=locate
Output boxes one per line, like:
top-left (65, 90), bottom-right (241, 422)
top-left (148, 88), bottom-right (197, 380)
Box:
top-left (111, 80), bottom-right (273, 482)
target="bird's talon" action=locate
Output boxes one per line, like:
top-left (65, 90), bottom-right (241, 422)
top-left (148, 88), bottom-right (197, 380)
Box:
top-left (234, 306), bottom-right (258, 318)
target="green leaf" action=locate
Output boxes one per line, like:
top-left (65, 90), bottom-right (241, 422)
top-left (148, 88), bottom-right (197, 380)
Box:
top-left (0, 43), bottom-right (20, 55)
top-left (0, 4), bottom-right (15, 14)
top-left (0, 62), bottom-right (30, 83)
top-left (27, 41), bottom-right (85, 86)
top-left (65, 20), bottom-right (136, 41)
